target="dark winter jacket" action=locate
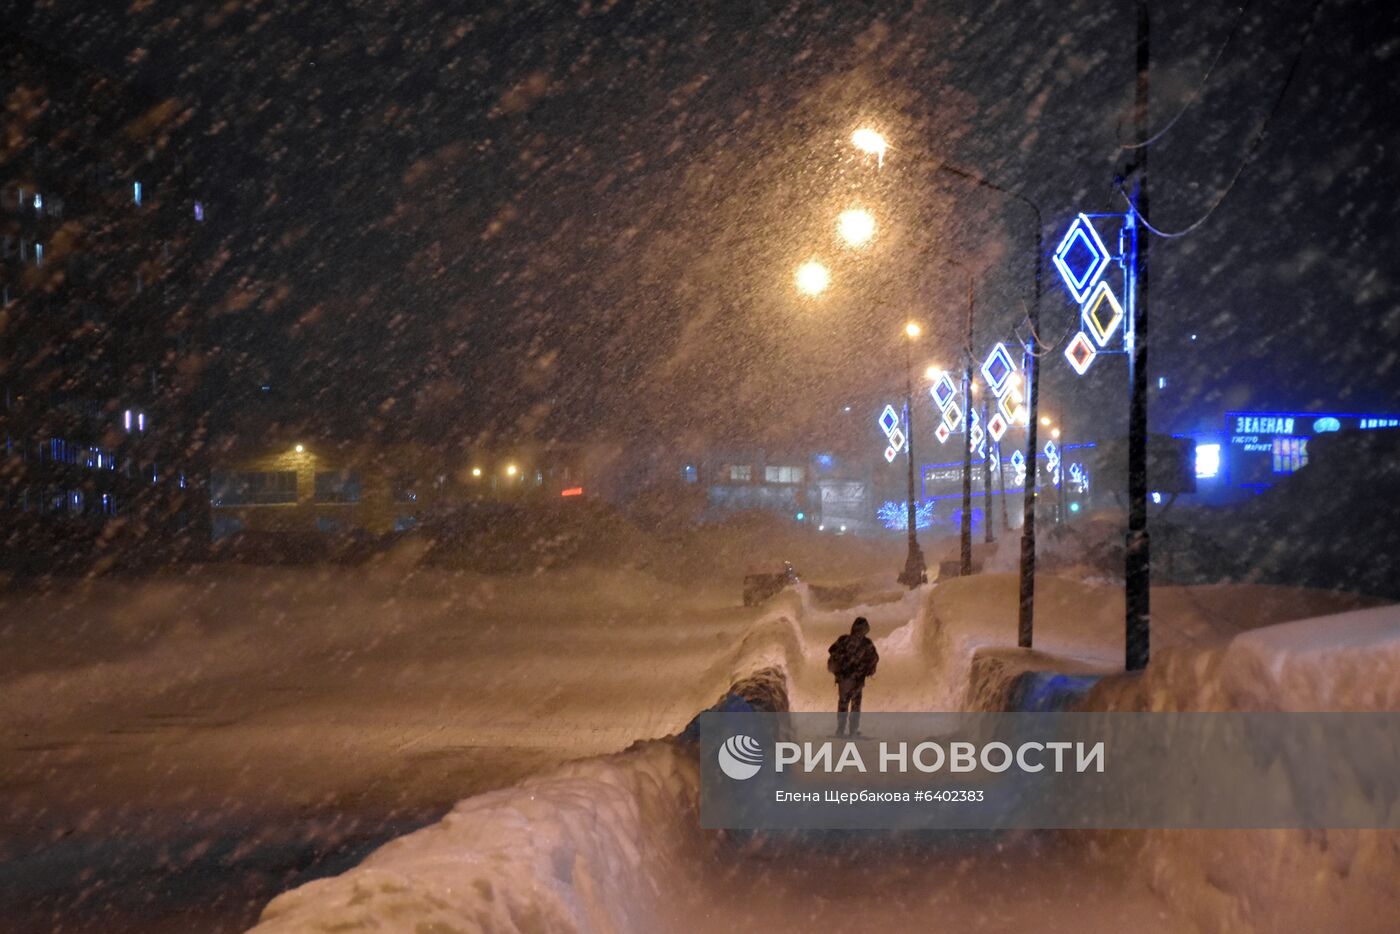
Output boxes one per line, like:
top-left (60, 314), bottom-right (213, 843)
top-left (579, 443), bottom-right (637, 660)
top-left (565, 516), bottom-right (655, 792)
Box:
top-left (827, 634), bottom-right (879, 682)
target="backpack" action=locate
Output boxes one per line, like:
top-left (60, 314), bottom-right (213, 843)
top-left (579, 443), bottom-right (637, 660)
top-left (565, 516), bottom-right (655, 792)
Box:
top-left (828, 635), bottom-right (877, 679)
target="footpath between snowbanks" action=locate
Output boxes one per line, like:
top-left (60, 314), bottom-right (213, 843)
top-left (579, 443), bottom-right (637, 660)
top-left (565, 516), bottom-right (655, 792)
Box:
top-left (248, 576), bottom-right (1399, 933)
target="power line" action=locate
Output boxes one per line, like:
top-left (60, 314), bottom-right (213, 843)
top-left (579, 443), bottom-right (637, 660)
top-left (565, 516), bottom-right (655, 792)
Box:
top-left (1123, 0), bottom-right (1328, 239)
top-left (1119, 1), bottom-right (1252, 151)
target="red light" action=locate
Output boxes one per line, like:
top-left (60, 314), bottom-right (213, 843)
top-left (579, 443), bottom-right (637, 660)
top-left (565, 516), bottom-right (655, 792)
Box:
top-left (560, 487), bottom-right (583, 497)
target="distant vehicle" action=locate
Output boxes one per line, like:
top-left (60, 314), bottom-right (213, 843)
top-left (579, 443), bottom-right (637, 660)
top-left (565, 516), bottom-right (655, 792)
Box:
top-left (743, 561), bottom-right (799, 606)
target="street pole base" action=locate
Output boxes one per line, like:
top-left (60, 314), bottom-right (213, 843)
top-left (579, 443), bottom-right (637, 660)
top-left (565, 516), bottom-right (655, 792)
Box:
top-left (898, 545), bottom-right (927, 590)
top-left (1125, 529), bottom-right (1150, 670)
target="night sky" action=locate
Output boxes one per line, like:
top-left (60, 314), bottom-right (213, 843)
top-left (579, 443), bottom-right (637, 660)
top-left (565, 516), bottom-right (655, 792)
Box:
top-left (9, 0), bottom-right (1399, 448)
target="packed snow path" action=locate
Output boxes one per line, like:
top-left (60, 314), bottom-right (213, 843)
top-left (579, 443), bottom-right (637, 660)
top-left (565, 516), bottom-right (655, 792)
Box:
top-left (248, 572), bottom-right (1395, 933)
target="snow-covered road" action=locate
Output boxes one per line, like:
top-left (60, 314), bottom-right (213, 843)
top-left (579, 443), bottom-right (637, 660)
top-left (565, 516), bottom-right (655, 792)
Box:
top-left (3, 556), bottom-right (1390, 932)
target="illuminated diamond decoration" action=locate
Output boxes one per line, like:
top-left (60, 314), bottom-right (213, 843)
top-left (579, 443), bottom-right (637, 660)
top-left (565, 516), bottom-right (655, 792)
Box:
top-left (884, 445), bottom-right (898, 463)
top-left (987, 411), bottom-right (1008, 442)
top-left (931, 373), bottom-right (958, 411)
top-left (1044, 439), bottom-right (1059, 463)
top-left (1064, 331), bottom-right (1098, 376)
top-left (1053, 213), bottom-right (1112, 304)
top-left (969, 407), bottom-right (980, 430)
top-left (971, 424), bottom-right (984, 450)
top-left (935, 422), bottom-right (951, 444)
top-left (1082, 280), bottom-right (1125, 347)
top-left (998, 391), bottom-right (1019, 423)
top-left (988, 447), bottom-right (1000, 471)
top-left (1011, 449), bottom-right (1025, 470)
top-left (888, 426), bottom-right (906, 454)
top-left (977, 440), bottom-right (986, 459)
top-left (878, 404), bottom-right (900, 437)
top-left (980, 342), bottom-right (1016, 397)
top-left (942, 401), bottom-right (963, 433)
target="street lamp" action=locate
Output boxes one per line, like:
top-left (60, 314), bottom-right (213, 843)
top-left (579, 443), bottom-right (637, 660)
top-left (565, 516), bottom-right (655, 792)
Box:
top-left (851, 128), bottom-right (888, 166)
top-left (837, 208), bottom-right (877, 248)
top-left (795, 259), bottom-right (831, 296)
top-left (897, 321), bottom-right (928, 589)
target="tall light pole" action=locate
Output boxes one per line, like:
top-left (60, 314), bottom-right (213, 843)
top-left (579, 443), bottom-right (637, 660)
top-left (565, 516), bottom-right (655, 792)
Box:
top-left (919, 160), bottom-right (1043, 644)
top-left (982, 395), bottom-right (994, 544)
top-left (898, 321), bottom-right (928, 588)
top-left (1123, 0), bottom-right (1152, 671)
top-left (958, 273), bottom-right (975, 576)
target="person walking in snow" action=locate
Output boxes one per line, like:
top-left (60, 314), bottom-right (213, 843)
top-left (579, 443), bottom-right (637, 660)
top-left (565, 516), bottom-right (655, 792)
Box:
top-left (827, 617), bottom-right (878, 736)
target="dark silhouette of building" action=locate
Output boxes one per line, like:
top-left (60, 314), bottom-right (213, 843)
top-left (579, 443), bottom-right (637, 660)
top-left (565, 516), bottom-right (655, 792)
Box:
top-left (0, 33), bottom-right (210, 571)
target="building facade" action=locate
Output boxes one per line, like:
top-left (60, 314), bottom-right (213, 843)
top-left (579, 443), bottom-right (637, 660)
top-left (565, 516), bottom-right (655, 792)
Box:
top-left (0, 36), bottom-right (208, 569)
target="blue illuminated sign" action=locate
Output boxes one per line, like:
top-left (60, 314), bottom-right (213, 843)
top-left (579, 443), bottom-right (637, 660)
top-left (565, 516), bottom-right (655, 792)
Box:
top-left (1312, 418), bottom-right (1340, 433)
top-left (1052, 214), bottom-right (1112, 304)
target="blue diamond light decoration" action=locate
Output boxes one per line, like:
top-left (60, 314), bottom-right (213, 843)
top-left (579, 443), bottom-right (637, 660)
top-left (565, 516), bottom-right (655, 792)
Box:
top-left (1011, 449), bottom-right (1025, 470)
top-left (980, 342), bottom-right (1016, 397)
top-left (878, 404), bottom-right (900, 437)
top-left (930, 373), bottom-right (958, 411)
top-left (1053, 214), bottom-right (1111, 305)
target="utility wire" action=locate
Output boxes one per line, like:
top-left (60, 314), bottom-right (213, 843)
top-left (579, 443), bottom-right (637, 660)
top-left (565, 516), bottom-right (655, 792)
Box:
top-left (1119, 1), bottom-right (1252, 151)
top-left (1123, 0), bottom-right (1327, 238)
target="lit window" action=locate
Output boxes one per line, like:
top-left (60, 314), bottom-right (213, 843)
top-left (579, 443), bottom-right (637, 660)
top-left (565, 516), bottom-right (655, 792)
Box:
top-left (764, 465), bottom-right (804, 484)
top-left (1194, 443), bottom-right (1221, 479)
top-left (729, 465), bottom-right (752, 482)
top-left (194, 202), bottom-right (205, 221)
top-left (1272, 437), bottom-right (1309, 474)
top-left (34, 243), bottom-right (43, 267)
top-left (32, 193), bottom-right (42, 212)
top-left (133, 181), bottom-right (143, 205)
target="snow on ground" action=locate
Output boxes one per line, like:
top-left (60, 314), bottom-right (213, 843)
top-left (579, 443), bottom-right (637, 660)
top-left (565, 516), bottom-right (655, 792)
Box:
top-left (1079, 602), bottom-right (1400, 934)
top-left (0, 559), bottom-right (876, 930)
top-left (244, 564), bottom-right (1393, 934)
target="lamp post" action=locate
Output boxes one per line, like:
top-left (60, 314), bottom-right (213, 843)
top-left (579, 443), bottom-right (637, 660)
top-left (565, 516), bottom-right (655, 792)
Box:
top-left (982, 396), bottom-right (994, 544)
top-left (898, 321), bottom-right (928, 589)
top-left (915, 158), bottom-right (1043, 645)
top-left (953, 269), bottom-right (976, 577)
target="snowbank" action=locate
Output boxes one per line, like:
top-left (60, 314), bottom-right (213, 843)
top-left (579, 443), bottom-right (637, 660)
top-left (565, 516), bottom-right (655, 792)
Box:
top-left (1081, 603), bottom-right (1400, 934)
top-left (250, 741), bottom-right (701, 933)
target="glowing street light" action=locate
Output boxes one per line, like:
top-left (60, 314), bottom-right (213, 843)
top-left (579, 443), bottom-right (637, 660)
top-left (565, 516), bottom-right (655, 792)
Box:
top-left (505, 464), bottom-right (519, 477)
top-left (471, 467), bottom-right (483, 478)
top-left (836, 208), bottom-right (876, 247)
top-left (904, 321), bottom-right (921, 339)
top-left (294, 444), bottom-right (305, 453)
top-left (795, 259), bottom-right (831, 296)
top-left (851, 128), bottom-right (888, 166)
top-left (924, 364), bottom-right (944, 381)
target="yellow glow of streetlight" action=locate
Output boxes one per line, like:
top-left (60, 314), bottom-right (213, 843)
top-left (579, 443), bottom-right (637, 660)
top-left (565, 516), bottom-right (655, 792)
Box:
top-left (505, 464), bottom-right (519, 477)
top-left (1052, 428), bottom-right (1062, 439)
top-left (851, 128), bottom-right (888, 166)
top-left (471, 467), bottom-right (482, 478)
top-left (294, 444), bottom-right (305, 453)
top-left (1040, 416), bottom-right (1053, 427)
top-left (924, 365), bottom-right (943, 381)
top-left (904, 321), bottom-right (921, 339)
top-left (836, 208), bottom-right (876, 247)
top-left (795, 259), bottom-right (831, 296)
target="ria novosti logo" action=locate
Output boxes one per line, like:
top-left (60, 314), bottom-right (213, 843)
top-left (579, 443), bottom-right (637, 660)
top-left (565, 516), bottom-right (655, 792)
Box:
top-left (717, 735), bottom-right (764, 780)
